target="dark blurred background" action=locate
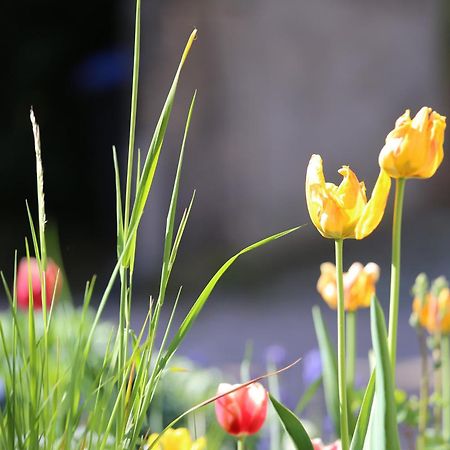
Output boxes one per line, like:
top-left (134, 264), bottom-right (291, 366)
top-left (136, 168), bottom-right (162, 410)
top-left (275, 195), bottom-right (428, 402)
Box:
top-left (2, 0), bottom-right (450, 387)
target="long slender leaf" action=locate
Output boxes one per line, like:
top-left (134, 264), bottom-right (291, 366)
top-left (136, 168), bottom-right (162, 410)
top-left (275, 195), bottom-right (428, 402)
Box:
top-left (295, 376), bottom-right (322, 415)
top-left (123, 29), bottom-right (197, 267)
top-left (349, 372), bottom-right (375, 450)
top-left (159, 226), bottom-right (301, 370)
top-left (370, 297), bottom-right (400, 450)
top-left (270, 394), bottom-right (314, 450)
top-left (312, 306), bottom-right (339, 435)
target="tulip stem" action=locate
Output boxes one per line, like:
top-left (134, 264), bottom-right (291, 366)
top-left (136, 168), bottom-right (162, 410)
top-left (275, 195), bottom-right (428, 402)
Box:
top-left (387, 177), bottom-right (406, 378)
top-left (417, 328), bottom-right (429, 450)
top-left (335, 239), bottom-right (349, 450)
top-left (237, 437), bottom-right (245, 450)
top-left (346, 311), bottom-right (357, 392)
top-left (442, 334), bottom-right (450, 442)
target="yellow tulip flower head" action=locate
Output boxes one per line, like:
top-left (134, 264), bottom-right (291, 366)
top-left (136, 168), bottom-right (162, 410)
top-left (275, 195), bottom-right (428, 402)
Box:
top-left (317, 261), bottom-right (380, 312)
top-left (147, 428), bottom-right (206, 450)
top-left (379, 107), bottom-right (446, 179)
top-left (305, 154), bottom-right (391, 239)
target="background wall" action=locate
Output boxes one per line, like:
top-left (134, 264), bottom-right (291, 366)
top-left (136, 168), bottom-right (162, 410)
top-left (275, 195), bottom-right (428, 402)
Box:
top-left (2, 1), bottom-right (450, 379)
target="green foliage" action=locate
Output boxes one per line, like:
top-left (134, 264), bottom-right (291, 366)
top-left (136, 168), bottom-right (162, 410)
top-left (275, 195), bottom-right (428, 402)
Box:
top-left (270, 394), bottom-right (314, 450)
top-left (312, 306), bottom-right (339, 436)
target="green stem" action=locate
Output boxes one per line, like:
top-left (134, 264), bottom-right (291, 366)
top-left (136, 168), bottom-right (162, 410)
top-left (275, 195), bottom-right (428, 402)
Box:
top-left (387, 178), bottom-right (406, 377)
top-left (434, 336), bottom-right (442, 435)
top-left (442, 334), bottom-right (450, 442)
top-left (237, 437), bottom-right (245, 450)
top-left (346, 311), bottom-right (357, 392)
top-left (335, 239), bottom-right (349, 450)
top-left (417, 328), bottom-right (429, 450)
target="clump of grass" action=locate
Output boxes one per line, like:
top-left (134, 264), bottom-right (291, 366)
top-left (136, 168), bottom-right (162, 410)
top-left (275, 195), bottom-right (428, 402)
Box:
top-left (0, 1), bottom-right (297, 448)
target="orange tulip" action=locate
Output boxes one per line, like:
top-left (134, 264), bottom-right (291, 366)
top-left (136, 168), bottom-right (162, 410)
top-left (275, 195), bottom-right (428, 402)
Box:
top-left (317, 262), bottom-right (380, 312)
top-left (379, 107), bottom-right (446, 179)
top-left (413, 288), bottom-right (450, 335)
top-left (305, 155), bottom-right (391, 239)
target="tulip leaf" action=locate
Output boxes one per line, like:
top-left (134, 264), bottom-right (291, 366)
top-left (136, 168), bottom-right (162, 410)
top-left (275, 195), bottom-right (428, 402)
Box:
top-left (312, 306), bottom-right (340, 435)
top-left (270, 394), bottom-right (314, 450)
top-left (295, 376), bottom-right (322, 415)
top-left (369, 297), bottom-right (400, 450)
top-left (349, 371), bottom-right (375, 450)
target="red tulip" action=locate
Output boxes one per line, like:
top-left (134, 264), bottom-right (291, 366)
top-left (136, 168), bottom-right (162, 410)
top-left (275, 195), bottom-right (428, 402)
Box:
top-left (215, 382), bottom-right (268, 437)
top-left (16, 258), bottom-right (62, 310)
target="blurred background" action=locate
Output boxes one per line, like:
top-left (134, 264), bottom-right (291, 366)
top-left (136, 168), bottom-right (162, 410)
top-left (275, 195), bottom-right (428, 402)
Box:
top-left (2, 0), bottom-right (450, 399)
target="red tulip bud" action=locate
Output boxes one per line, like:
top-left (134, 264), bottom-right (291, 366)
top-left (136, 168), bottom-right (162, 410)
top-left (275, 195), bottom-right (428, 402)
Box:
top-left (215, 382), bottom-right (268, 437)
top-left (16, 258), bottom-right (63, 310)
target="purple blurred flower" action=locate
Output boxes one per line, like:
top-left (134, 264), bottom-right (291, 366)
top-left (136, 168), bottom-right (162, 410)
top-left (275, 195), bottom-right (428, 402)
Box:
top-left (265, 344), bottom-right (287, 367)
top-left (302, 348), bottom-right (322, 385)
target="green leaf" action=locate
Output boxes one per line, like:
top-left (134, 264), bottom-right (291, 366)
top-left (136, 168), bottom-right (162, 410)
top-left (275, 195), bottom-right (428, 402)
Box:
top-left (270, 394), bottom-right (314, 450)
top-left (123, 29), bottom-right (197, 267)
top-left (312, 306), bottom-right (340, 435)
top-left (295, 376), bottom-right (322, 415)
top-left (159, 226), bottom-right (301, 370)
top-left (370, 297), bottom-right (401, 450)
top-left (349, 371), bottom-right (375, 450)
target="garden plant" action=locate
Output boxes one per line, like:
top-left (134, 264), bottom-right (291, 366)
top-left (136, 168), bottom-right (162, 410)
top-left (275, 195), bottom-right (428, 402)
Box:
top-left (0, 1), bottom-right (448, 449)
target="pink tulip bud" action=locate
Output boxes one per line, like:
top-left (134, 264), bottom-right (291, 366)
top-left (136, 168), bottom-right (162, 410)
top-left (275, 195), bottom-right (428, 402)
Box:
top-left (215, 382), bottom-right (268, 437)
top-left (312, 438), bottom-right (342, 450)
top-left (16, 258), bottom-right (62, 310)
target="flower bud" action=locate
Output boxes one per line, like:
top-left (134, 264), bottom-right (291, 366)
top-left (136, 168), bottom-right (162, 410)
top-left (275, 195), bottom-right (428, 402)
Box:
top-left (312, 438), bottom-right (342, 450)
top-left (215, 382), bottom-right (268, 436)
top-left (147, 428), bottom-right (206, 450)
top-left (379, 107), bottom-right (446, 179)
top-left (317, 262), bottom-right (380, 312)
top-left (16, 258), bottom-right (63, 310)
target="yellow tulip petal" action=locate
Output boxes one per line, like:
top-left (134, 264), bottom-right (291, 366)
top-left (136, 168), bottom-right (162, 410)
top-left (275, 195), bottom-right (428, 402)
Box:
top-left (192, 437), bottom-right (207, 450)
top-left (160, 428), bottom-right (192, 450)
top-left (148, 433), bottom-right (162, 450)
top-left (354, 170), bottom-right (391, 239)
top-left (336, 166), bottom-right (361, 209)
top-left (306, 155), bottom-right (327, 235)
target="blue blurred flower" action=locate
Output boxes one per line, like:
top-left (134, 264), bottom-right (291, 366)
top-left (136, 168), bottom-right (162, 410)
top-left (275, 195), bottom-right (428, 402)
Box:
top-left (73, 49), bottom-right (131, 92)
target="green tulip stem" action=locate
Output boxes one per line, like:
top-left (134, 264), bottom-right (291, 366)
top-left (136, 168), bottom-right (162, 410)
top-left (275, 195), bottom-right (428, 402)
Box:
top-left (387, 177), bottom-right (406, 377)
top-left (433, 336), bottom-right (443, 435)
top-left (335, 239), bottom-right (350, 450)
top-left (237, 437), bottom-right (245, 450)
top-left (417, 328), bottom-right (429, 450)
top-left (346, 311), bottom-right (357, 392)
top-left (442, 334), bottom-right (450, 442)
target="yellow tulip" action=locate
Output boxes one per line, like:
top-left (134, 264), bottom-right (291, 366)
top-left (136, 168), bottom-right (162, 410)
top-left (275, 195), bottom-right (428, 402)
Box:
top-left (147, 428), bottom-right (206, 450)
top-left (317, 262), bottom-right (380, 311)
top-left (305, 154), bottom-right (391, 239)
top-left (413, 288), bottom-right (450, 335)
top-left (379, 107), bottom-right (446, 179)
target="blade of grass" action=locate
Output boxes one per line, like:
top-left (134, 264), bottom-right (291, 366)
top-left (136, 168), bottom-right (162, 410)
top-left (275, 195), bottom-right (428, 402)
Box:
top-left (159, 226), bottom-right (301, 372)
top-left (123, 29), bottom-right (197, 267)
